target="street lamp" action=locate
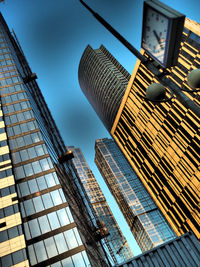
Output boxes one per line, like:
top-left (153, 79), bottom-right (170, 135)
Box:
top-left (187, 69), bottom-right (200, 89)
top-left (79, 0), bottom-right (200, 117)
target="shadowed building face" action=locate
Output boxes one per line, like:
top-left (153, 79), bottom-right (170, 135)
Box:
top-left (78, 44), bottom-right (130, 131)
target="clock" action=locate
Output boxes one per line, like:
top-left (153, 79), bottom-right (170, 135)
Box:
top-left (141, 0), bottom-right (185, 68)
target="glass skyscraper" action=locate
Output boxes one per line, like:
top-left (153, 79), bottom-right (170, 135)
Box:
top-left (67, 146), bottom-right (134, 265)
top-left (78, 45), bottom-right (130, 131)
top-left (0, 13), bottom-right (107, 267)
top-left (95, 138), bottom-right (176, 252)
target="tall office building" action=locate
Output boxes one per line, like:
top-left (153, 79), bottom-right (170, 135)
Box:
top-left (95, 138), bottom-right (176, 252)
top-left (67, 146), bottom-right (134, 265)
top-left (0, 13), bottom-right (108, 267)
top-left (111, 18), bottom-right (200, 241)
top-left (78, 45), bottom-right (130, 131)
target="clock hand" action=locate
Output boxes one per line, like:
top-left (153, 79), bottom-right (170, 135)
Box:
top-left (153, 30), bottom-right (164, 50)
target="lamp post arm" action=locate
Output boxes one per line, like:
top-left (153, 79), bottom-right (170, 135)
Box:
top-left (145, 62), bottom-right (200, 116)
top-left (161, 76), bottom-right (200, 117)
top-left (80, 0), bottom-right (147, 63)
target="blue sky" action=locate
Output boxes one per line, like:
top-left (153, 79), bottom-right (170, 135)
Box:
top-left (1, 0), bottom-right (199, 257)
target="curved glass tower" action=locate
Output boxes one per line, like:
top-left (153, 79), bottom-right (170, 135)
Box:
top-left (78, 45), bottom-right (130, 131)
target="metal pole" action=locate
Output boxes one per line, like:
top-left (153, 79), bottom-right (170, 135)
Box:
top-left (80, 0), bottom-right (147, 63)
top-left (80, 0), bottom-right (200, 117)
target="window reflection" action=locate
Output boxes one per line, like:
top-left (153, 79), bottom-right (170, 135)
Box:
top-left (34, 241), bottom-right (47, 263)
top-left (28, 179), bottom-right (38, 194)
top-left (62, 257), bottom-right (74, 267)
top-left (42, 193), bottom-right (53, 209)
top-left (51, 261), bottom-right (62, 267)
top-left (48, 212), bottom-right (60, 230)
top-left (66, 207), bottom-right (74, 223)
top-left (33, 196), bottom-right (44, 213)
top-left (29, 218), bottom-right (41, 238)
top-left (24, 199), bottom-right (34, 216)
top-left (50, 190), bottom-right (62, 206)
top-left (73, 228), bottom-right (83, 246)
top-left (37, 176), bottom-right (47, 190)
top-left (82, 251), bottom-right (91, 266)
top-left (54, 233), bottom-right (68, 254)
top-left (64, 229), bottom-right (78, 250)
top-left (44, 237), bottom-right (58, 258)
top-left (72, 252), bottom-right (86, 267)
top-left (28, 245), bottom-right (37, 266)
top-left (57, 208), bottom-right (70, 226)
top-left (38, 215), bottom-right (51, 234)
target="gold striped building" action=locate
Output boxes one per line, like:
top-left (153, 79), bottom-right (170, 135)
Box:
top-left (111, 18), bottom-right (200, 241)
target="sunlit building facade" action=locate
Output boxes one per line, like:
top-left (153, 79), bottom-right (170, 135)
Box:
top-left (78, 44), bottom-right (130, 131)
top-left (111, 18), bottom-right (200, 241)
top-left (0, 13), bottom-right (107, 267)
top-left (95, 138), bottom-right (176, 252)
top-left (67, 146), bottom-right (134, 265)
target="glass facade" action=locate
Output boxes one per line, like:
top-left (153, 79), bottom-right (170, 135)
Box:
top-left (78, 45), bottom-right (130, 131)
top-left (111, 18), bottom-right (200, 241)
top-left (68, 146), bottom-right (134, 265)
top-left (95, 138), bottom-right (176, 252)
top-left (0, 13), bottom-right (107, 267)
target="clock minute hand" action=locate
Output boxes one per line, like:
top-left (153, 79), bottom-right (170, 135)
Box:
top-left (153, 30), bottom-right (164, 50)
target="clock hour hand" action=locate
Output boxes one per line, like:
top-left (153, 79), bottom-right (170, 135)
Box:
top-left (153, 30), bottom-right (164, 50)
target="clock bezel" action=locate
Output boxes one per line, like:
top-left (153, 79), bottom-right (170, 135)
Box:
top-left (141, 0), bottom-right (185, 68)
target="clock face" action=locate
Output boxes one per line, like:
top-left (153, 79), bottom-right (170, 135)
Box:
top-left (142, 7), bottom-right (170, 65)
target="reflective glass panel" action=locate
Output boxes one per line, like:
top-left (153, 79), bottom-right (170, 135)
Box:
top-left (64, 229), bottom-right (78, 250)
top-left (34, 241), bottom-right (48, 263)
top-left (42, 193), bottom-right (53, 209)
top-left (57, 208), bottom-right (70, 226)
top-left (62, 257), bottom-right (74, 267)
top-left (33, 196), bottom-right (44, 213)
top-left (28, 245), bottom-right (37, 265)
top-left (54, 233), bottom-right (68, 254)
top-left (37, 176), bottom-right (47, 190)
top-left (44, 237), bottom-right (58, 258)
top-left (73, 228), bottom-right (82, 246)
top-left (24, 222), bottom-right (31, 240)
top-left (29, 219), bottom-right (41, 238)
top-left (72, 252), bottom-right (86, 267)
top-left (28, 179), bottom-right (38, 194)
top-left (32, 161), bottom-right (42, 174)
top-left (38, 215), bottom-right (51, 234)
top-left (48, 212), bottom-right (60, 230)
top-left (24, 163), bottom-right (34, 176)
top-left (45, 173), bottom-right (56, 187)
top-left (50, 190), bottom-right (62, 205)
top-left (24, 199), bottom-right (35, 216)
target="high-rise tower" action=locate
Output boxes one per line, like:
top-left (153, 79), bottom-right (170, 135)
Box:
top-left (0, 13), bottom-right (107, 267)
top-left (78, 45), bottom-right (130, 131)
top-left (95, 138), bottom-right (176, 252)
top-left (111, 18), bottom-right (200, 241)
top-left (67, 146), bottom-right (134, 265)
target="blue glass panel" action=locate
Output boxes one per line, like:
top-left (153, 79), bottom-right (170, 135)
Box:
top-left (72, 252), bottom-right (86, 267)
top-left (61, 257), bottom-right (74, 267)
top-left (29, 219), bottom-right (41, 238)
top-left (38, 215), bottom-right (51, 234)
top-left (54, 233), bottom-right (68, 254)
top-left (44, 237), bottom-right (58, 258)
top-left (64, 229), bottom-right (78, 250)
top-left (34, 241), bottom-right (48, 263)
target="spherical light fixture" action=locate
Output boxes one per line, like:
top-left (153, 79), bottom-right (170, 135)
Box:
top-left (187, 69), bottom-right (200, 89)
top-left (146, 83), bottom-right (166, 101)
